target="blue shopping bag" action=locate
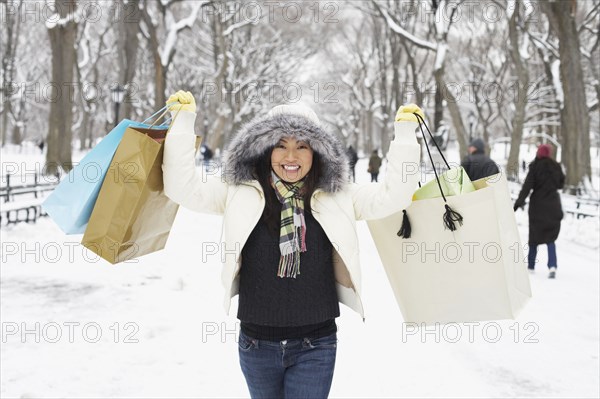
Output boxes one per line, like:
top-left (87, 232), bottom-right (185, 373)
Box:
top-left (42, 107), bottom-right (171, 234)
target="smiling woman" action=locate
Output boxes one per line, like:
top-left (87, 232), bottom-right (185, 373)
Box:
top-left (271, 137), bottom-right (314, 183)
top-left (162, 91), bottom-right (422, 398)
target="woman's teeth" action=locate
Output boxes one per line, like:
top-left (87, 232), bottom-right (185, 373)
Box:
top-left (283, 165), bottom-right (300, 170)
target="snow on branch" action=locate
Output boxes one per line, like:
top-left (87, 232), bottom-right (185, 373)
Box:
top-left (519, 31), bottom-right (531, 60)
top-left (527, 29), bottom-right (559, 59)
top-left (434, 0), bottom-right (456, 40)
top-left (341, 73), bottom-right (368, 108)
top-left (45, 11), bottom-right (76, 29)
top-left (78, 36), bottom-right (90, 69)
top-left (434, 43), bottom-right (447, 71)
top-left (551, 59), bottom-right (564, 109)
top-left (506, 0), bottom-right (516, 20)
top-left (160, 1), bottom-right (208, 66)
top-left (223, 19), bottom-right (255, 36)
top-left (375, 4), bottom-right (437, 51)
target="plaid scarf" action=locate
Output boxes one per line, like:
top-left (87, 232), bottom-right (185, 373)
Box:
top-left (271, 171), bottom-right (307, 278)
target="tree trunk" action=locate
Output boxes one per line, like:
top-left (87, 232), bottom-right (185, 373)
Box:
top-left (205, 10), bottom-right (230, 150)
top-left (46, 0), bottom-right (77, 175)
top-left (1, 101), bottom-right (9, 147)
top-left (1, 0), bottom-right (22, 146)
top-left (364, 110), bottom-right (376, 155)
top-left (79, 101), bottom-right (91, 150)
top-left (506, 3), bottom-right (529, 181)
top-left (433, 83), bottom-right (444, 133)
top-left (118, 0), bottom-right (141, 120)
top-left (12, 88), bottom-right (26, 145)
top-left (434, 69), bottom-right (467, 160)
top-left (142, 4), bottom-right (165, 111)
top-left (12, 125), bottom-right (22, 145)
top-left (390, 33), bottom-right (403, 112)
top-left (542, 0), bottom-right (592, 191)
top-left (154, 48), bottom-right (166, 112)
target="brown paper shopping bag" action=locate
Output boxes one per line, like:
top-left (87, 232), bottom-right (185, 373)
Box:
top-left (82, 113), bottom-right (200, 264)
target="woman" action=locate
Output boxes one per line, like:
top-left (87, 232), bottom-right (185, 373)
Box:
top-left (514, 144), bottom-right (565, 279)
top-left (162, 91), bottom-right (422, 398)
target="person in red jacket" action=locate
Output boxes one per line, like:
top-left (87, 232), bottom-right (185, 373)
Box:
top-left (514, 144), bottom-right (565, 279)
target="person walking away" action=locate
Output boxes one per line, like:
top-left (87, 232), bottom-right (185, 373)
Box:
top-left (347, 145), bottom-right (358, 182)
top-left (514, 144), bottom-right (565, 279)
top-left (368, 150), bottom-right (382, 182)
top-left (461, 138), bottom-right (499, 181)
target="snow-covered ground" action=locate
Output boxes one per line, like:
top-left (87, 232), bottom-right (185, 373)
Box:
top-left (1, 147), bottom-right (599, 398)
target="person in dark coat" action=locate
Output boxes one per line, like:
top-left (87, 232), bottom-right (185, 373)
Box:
top-left (200, 144), bottom-right (214, 170)
top-left (347, 145), bottom-right (359, 182)
top-left (514, 144), bottom-right (565, 279)
top-left (368, 150), bottom-right (382, 182)
top-left (461, 138), bottom-right (499, 181)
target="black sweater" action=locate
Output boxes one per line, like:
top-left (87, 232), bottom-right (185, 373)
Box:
top-left (237, 210), bottom-right (340, 341)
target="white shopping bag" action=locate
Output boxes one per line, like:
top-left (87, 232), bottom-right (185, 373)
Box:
top-left (368, 172), bottom-right (532, 325)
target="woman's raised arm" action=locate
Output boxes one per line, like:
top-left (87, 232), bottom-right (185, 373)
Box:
top-left (162, 91), bottom-right (228, 215)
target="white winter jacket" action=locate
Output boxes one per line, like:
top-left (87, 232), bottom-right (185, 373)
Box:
top-left (162, 110), bottom-right (420, 321)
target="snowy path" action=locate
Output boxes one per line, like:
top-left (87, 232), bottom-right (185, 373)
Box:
top-left (1, 158), bottom-right (598, 398)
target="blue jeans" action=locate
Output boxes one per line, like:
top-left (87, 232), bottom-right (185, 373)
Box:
top-left (238, 329), bottom-right (337, 399)
top-left (528, 242), bottom-right (557, 269)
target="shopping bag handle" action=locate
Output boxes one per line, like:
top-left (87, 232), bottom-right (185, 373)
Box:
top-left (397, 113), bottom-right (464, 238)
top-left (414, 112), bottom-right (464, 230)
top-left (414, 113), bottom-right (450, 170)
top-left (414, 113), bottom-right (450, 203)
top-left (143, 104), bottom-right (185, 130)
top-left (142, 105), bottom-right (169, 125)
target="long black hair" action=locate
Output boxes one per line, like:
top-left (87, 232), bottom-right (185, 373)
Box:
top-left (253, 146), bottom-right (323, 237)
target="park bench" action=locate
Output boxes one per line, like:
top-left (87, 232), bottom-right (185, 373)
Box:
top-left (564, 198), bottom-right (599, 220)
top-left (0, 198), bottom-right (47, 226)
top-left (0, 172), bottom-right (57, 225)
top-left (574, 198), bottom-right (600, 210)
top-left (0, 172), bottom-right (58, 203)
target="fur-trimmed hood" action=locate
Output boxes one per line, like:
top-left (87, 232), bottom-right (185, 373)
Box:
top-left (222, 109), bottom-right (349, 193)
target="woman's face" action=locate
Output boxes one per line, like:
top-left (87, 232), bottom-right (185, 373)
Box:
top-left (271, 136), bottom-right (313, 183)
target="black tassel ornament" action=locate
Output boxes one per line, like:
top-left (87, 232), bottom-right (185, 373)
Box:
top-left (397, 210), bottom-right (412, 238)
top-left (443, 204), bottom-right (463, 231)
top-left (411, 112), bottom-right (466, 233)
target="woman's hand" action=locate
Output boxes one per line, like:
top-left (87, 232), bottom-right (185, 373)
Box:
top-left (395, 103), bottom-right (424, 123)
top-left (166, 90), bottom-right (197, 113)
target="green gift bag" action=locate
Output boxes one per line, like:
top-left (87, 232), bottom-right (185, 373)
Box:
top-left (412, 166), bottom-right (476, 201)
top-left (82, 111), bottom-right (200, 264)
top-left (394, 113), bottom-right (472, 238)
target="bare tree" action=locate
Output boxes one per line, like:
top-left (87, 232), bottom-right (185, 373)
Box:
top-left (506, 0), bottom-right (530, 180)
top-left (140, 0), bottom-right (211, 110)
top-left (578, 1), bottom-right (600, 112)
top-left (338, 18), bottom-right (379, 153)
top-left (116, 0), bottom-right (142, 120)
top-left (0, 0), bottom-right (23, 146)
top-left (371, 0), bottom-right (469, 157)
top-left (541, 0), bottom-right (592, 192)
top-left (74, 5), bottom-right (112, 150)
top-left (46, 0), bottom-right (78, 175)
